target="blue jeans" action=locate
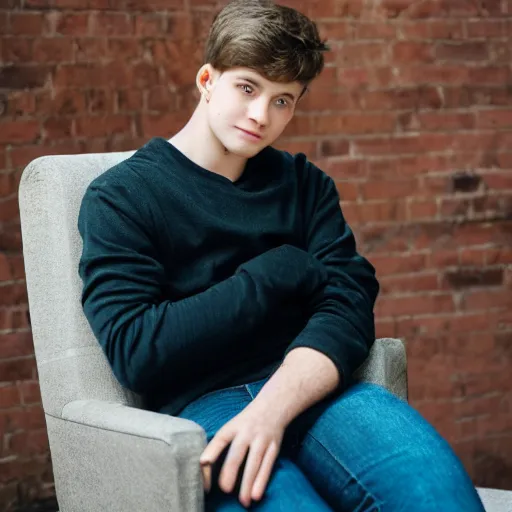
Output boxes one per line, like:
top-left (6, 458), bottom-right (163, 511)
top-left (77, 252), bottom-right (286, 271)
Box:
top-left (178, 379), bottom-right (485, 511)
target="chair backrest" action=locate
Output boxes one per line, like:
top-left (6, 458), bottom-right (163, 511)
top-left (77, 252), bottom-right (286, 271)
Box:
top-left (19, 150), bottom-right (144, 417)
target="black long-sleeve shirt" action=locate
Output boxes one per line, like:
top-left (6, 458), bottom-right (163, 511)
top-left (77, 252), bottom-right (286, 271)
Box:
top-left (78, 137), bottom-right (379, 415)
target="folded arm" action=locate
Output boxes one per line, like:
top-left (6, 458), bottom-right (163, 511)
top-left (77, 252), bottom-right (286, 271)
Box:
top-left (255, 157), bottom-right (380, 421)
top-left (78, 177), bottom-right (326, 395)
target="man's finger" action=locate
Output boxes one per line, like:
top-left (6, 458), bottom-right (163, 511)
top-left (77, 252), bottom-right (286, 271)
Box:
top-left (219, 438), bottom-right (250, 494)
top-left (201, 463), bottom-right (212, 493)
top-left (251, 441), bottom-right (279, 501)
top-left (238, 439), bottom-right (267, 507)
top-left (200, 432), bottom-right (232, 466)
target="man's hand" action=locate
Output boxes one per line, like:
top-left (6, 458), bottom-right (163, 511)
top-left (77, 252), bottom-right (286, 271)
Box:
top-left (200, 401), bottom-right (286, 508)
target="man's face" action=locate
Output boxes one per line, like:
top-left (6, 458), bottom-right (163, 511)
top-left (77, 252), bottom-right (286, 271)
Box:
top-left (205, 67), bottom-right (305, 158)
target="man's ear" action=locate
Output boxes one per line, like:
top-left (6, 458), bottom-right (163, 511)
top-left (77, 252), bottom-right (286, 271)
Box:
top-left (196, 64), bottom-right (219, 97)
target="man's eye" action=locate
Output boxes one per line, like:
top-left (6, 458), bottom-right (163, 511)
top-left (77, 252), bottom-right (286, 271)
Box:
top-left (239, 84), bottom-right (253, 94)
top-left (276, 98), bottom-right (288, 106)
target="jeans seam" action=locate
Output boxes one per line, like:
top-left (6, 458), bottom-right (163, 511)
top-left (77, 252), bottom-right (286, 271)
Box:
top-left (304, 432), bottom-right (384, 511)
top-left (245, 384), bottom-right (255, 400)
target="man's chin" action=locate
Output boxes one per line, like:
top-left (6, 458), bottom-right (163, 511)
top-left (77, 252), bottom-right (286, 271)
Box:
top-left (225, 143), bottom-right (265, 159)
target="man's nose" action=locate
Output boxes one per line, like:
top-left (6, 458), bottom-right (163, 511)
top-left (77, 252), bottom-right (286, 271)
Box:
top-left (248, 99), bottom-right (269, 127)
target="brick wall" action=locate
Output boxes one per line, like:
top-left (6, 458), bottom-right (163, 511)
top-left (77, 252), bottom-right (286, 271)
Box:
top-left (1, 0), bottom-right (511, 509)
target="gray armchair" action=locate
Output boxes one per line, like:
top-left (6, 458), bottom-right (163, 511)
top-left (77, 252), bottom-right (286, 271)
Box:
top-left (19, 149), bottom-right (409, 512)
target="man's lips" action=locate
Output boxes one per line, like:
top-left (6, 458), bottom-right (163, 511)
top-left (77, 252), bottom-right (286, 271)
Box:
top-left (236, 127), bottom-right (262, 139)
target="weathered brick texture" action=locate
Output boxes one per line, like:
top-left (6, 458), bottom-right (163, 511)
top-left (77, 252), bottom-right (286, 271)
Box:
top-left (1, 0), bottom-right (511, 509)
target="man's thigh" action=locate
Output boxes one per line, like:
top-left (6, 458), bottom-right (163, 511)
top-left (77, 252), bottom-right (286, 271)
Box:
top-left (205, 456), bottom-right (332, 512)
top-left (287, 382), bottom-right (485, 512)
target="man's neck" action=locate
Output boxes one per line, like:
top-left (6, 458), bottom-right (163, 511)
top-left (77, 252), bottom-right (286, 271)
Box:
top-left (169, 107), bottom-right (248, 183)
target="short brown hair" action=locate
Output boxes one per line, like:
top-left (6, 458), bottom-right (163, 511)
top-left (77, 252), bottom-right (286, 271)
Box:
top-left (204, 0), bottom-right (329, 86)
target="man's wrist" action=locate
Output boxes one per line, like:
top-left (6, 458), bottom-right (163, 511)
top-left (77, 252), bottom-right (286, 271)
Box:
top-left (249, 347), bottom-right (340, 428)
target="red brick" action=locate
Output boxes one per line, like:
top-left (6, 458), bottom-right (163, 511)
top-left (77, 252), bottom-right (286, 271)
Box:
top-left (33, 38), bottom-right (74, 63)
top-left (458, 248), bottom-right (487, 267)
top-left (45, 89), bottom-right (87, 116)
top-left (131, 62), bottom-right (160, 89)
top-left (477, 109), bottom-right (512, 129)
top-left (0, 120), bottom-right (40, 145)
top-left (319, 139), bottom-right (350, 157)
top-left (0, 12), bottom-right (8, 35)
top-left (317, 21), bottom-right (351, 41)
top-left (486, 248), bottom-right (512, 265)
top-left (360, 225), bottom-right (410, 253)
top-left (341, 200), bottom-right (407, 224)
top-left (0, 171), bottom-right (22, 200)
top-left (0, 64), bottom-right (50, 89)
top-left (426, 249), bottom-right (459, 269)
top-left (370, 253), bottom-right (426, 276)
top-left (117, 89), bottom-right (143, 112)
top-left (463, 289), bottom-right (511, 311)
top-left (134, 13), bottom-right (166, 36)
top-left (356, 22), bottom-right (396, 40)
top-left (107, 38), bottom-right (140, 60)
top-left (75, 115), bottom-right (132, 138)
top-left (443, 268), bottom-right (504, 289)
top-left (411, 111), bottom-right (476, 131)
top-left (468, 66), bottom-right (511, 85)
top-left (0, 483), bottom-right (17, 510)
top-left (90, 12), bottom-right (132, 36)
top-left (313, 113), bottom-right (395, 136)
top-left (437, 42), bottom-right (489, 61)
top-left (408, 199), bottom-right (437, 220)
top-left (395, 64), bottom-right (469, 86)
top-left (140, 112), bottom-right (191, 139)
top-left (0, 332), bottom-right (34, 359)
top-left (0, 196), bottom-right (20, 223)
top-left (73, 37), bottom-right (108, 61)
top-left (375, 318), bottom-right (396, 338)
top-left (397, 312), bottom-right (493, 338)
top-left (10, 13), bottom-right (45, 36)
top-left (392, 42), bottom-right (434, 63)
top-left (454, 221), bottom-right (512, 248)
top-left (337, 68), bottom-right (370, 87)
top-left (466, 19), bottom-right (506, 38)
top-left (361, 179), bottom-right (416, 200)
top-left (276, 139), bottom-right (318, 159)
top-left (337, 43), bottom-right (387, 67)
top-left (86, 89), bottom-right (114, 114)
top-left (335, 182), bottom-right (359, 202)
top-left (2, 38), bottom-right (33, 64)
top-left (5, 91), bottom-right (36, 117)
top-left (43, 117), bottom-right (74, 139)
top-left (20, 382), bottom-right (42, 405)
top-left (429, 20), bottom-right (465, 39)
top-left (367, 154), bottom-right (447, 179)
top-left (379, 273), bottom-right (439, 294)
top-left (55, 12), bottom-right (90, 36)
top-left (0, 358), bottom-right (35, 383)
top-left (491, 41), bottom-right (512, 63)
top-left (439, 197), bottom-right (472, 219)
top-left (0, 459), bottom-right (23, 484)
top-left (376, 293), bottom-right (455, 317)
top-left (0, 385), bottom-right (21, 409)
top-left (0, 308), bottom-right (30, 331)
top-left (305, 0), bottom-right (338, 17)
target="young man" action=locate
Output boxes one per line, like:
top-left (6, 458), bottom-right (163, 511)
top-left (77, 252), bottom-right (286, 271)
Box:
top-left (78, 1), bottom-right (485, 510)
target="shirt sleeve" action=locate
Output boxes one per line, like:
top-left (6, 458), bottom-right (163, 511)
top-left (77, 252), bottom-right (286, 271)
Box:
top-left (78, 174), bottom-right (321, 395)
top-left (283, 155), bottom-right (380, 387)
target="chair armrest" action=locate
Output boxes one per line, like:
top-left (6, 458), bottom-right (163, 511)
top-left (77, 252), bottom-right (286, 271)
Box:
top-left (353, 338), bottom-right (408, 401)
top-left (46, 399), bottom-right (206, 512)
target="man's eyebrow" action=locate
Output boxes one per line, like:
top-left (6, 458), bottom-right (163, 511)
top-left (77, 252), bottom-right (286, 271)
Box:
top-left (237, 76), bottom-right (297, 101)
